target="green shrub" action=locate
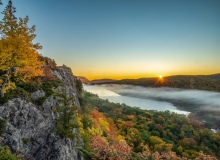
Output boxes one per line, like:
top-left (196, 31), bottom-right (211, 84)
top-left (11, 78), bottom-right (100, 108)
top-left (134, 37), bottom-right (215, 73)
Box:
top-left (32, 96), bottom-right (47, 105)
top-left (0, 119), bottom-right (6, 136)
top-left (54, 105), bottom-right (79, 139)
top-left (134, 145), bottom-right (143, 152)
top-left (78, 147), bottom-right (94, 159)
top-left (0, 87), bottom-right (29, 104)
top-left (0, 146), bottom-right (20, 160)
top-left (0, 78), bottom-right (63, 105)
top-left (54, 92), bottom-right (79, 139)
top-left (78, 96), bottom-right (86, 110)
top-left (16, 80), bottom-right (41, 93)
top-left (42, 80), bottom-right (63, 96)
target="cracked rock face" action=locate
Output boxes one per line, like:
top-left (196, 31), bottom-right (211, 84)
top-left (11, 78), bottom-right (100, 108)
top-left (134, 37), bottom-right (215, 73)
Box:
top-left (0, 66), bottom-right (83, 160)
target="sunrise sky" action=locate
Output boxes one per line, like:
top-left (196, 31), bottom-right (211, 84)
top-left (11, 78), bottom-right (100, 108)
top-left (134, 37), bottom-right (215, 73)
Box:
top-left (2, 0), bottom-right (220, 80)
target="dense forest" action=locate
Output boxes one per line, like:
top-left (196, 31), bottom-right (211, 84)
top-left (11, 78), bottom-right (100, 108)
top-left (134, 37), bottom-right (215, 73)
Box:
top-left (78, 91), bottom-right (220, 159)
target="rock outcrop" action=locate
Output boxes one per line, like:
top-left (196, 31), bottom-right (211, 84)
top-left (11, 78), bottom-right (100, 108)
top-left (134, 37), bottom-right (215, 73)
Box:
top-left (0, 65), bottom-right (83, 160)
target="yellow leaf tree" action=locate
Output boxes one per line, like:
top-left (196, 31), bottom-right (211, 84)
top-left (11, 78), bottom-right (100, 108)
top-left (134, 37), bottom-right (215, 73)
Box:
top-left (0, 0), bottom-right (43, 81)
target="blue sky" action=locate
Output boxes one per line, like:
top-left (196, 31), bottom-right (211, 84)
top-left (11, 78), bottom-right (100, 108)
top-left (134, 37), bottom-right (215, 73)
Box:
top-left (1, 0), bottom-right (220, 79)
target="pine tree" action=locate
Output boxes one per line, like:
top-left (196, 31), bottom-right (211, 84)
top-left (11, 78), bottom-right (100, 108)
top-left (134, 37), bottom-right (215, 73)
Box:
top-left (1, 0), bottom-right (17, 37)
top-left (54, 92), bottom-right (79, 139)
top-left (0, 0), bottom-right (43, 81)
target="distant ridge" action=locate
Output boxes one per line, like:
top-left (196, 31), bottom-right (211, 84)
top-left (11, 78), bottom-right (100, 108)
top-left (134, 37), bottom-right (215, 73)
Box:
top-left (77, 76), bottom-right (91, 84)
top-left (208, 73), bottom-right (220, 80)
top-left (91, 79), bottom-right (117, 84)
top-left (88, 73), bottom-right (220, 92)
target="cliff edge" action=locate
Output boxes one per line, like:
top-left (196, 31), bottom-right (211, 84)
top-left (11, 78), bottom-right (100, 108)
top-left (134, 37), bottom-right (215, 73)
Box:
top-left (0, 65), bottom-right (83, 160)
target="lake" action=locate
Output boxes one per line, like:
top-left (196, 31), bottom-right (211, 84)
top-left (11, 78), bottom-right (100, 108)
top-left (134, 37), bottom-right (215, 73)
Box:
top-left (84, 84), bottom-right (220, 130)
top-left (83, 84), bottom-right (190, 115)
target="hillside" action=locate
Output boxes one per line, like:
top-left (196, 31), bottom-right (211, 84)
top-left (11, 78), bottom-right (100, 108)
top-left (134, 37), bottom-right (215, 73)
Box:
top-left (77, 76), bottom-right (91, 84)
top-left (208, 73), bottom-right (220, 80)
top-left (91, 78), bottom-right (117, 84)
top-left (78, 77), bottom-right (117, 84)
top-left (93, 74), bottom-right (220, 92)
top-left (79, 91), bottom-right (220, 159)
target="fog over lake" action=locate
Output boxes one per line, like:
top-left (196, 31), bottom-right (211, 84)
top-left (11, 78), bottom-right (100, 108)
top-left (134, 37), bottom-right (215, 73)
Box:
top-left (84, 84), bottom-right (220, 117)
top-left (84, 84), bottom-right (190, 115)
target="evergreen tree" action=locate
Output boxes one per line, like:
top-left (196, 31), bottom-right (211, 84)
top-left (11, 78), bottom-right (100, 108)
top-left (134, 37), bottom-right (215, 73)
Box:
top-left (54, 92), bottom-right (79, 139)
top-left (0, 0), bottom-right (43, 81)
top-left (1, 0), bottom-right (17, 37)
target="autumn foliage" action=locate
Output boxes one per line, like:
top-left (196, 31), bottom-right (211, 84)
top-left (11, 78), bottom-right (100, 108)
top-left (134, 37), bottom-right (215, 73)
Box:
top-left (0, 0), bottom-right (43, 82)
top-left (91, 135), bottom-right (131, 160)
top-left (80, 91), bottom-right (220, 160)
top-left (80, 109), bottom-right (132, 159)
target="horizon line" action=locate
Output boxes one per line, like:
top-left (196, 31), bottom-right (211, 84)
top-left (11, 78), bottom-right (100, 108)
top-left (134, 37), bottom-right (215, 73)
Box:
top-left (76, 72), bottom-right (220, 81)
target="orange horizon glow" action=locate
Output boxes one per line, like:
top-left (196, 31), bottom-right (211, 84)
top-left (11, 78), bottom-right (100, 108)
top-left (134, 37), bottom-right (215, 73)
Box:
top-left (71, 58), bottom-right (220, 81)
top-left (74, 70), bottom-right (220, 81)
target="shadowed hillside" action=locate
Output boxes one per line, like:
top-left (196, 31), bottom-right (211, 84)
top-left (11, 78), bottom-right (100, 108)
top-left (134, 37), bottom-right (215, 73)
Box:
top-left (93, 74), bottom-right (220, 92)
top-left (91, 78), bottom-right (117, 84)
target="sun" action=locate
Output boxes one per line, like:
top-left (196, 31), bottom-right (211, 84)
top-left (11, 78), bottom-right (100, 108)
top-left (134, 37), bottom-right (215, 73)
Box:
top-left (159, 75), bottom-right (163, 79)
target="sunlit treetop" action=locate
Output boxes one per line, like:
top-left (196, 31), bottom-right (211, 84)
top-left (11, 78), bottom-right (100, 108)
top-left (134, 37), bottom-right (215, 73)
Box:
top-left (0, 0), bottom-right (43, 81)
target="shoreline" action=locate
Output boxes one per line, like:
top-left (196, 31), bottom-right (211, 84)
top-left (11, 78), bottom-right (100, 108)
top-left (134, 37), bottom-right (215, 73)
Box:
top-left (112, 91), bottom-right (220, 131)
top-left (85, 84), bottom-right (220, 130)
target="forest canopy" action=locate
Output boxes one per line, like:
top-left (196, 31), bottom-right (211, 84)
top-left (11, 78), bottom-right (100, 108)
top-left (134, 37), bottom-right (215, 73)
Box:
top-left (79, 91), bottom-right (220, 159)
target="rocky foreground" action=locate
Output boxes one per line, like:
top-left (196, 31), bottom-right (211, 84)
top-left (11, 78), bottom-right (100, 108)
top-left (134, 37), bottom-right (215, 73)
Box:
top-left (0, 66), bottom-right (83, 160)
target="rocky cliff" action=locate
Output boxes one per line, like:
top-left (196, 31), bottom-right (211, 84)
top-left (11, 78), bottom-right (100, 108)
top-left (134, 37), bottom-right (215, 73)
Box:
top-left (0, 65), bottom-right (83, 160)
